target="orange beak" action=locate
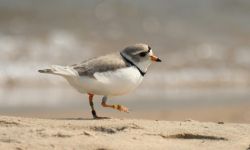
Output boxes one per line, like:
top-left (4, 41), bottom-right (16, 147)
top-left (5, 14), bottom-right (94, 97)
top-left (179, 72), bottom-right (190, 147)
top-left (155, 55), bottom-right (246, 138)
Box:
top-left (150, 55), bottom-right (162, 62)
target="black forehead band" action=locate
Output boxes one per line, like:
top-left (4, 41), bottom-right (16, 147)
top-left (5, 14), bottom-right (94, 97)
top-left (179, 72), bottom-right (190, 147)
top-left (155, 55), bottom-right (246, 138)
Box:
top-left (147, 46), bottom-right (151, 53)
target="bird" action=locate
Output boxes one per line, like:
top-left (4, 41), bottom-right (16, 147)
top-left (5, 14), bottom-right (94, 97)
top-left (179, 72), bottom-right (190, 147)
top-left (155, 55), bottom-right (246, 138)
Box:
top-left (38, 43), bottom-right (161, 119)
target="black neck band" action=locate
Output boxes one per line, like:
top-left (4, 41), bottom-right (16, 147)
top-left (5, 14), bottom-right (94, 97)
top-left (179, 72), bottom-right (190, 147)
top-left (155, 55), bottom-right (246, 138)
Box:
top-left (120, 52), bottom-right (146, 76)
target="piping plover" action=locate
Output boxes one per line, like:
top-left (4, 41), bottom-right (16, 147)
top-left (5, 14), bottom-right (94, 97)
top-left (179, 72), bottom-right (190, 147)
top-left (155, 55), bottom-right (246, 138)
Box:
top-left (39, 43), bottom-right (161, 118)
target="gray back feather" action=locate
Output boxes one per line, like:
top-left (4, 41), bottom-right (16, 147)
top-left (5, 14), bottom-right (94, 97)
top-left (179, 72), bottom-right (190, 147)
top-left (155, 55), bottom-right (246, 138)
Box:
top-left (72, 53), bottom-right (128, 77)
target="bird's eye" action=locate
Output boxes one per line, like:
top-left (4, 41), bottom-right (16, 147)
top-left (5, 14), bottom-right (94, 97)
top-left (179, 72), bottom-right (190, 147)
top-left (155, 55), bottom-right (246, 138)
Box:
top-left (139, 52), bottom-right (148, 57)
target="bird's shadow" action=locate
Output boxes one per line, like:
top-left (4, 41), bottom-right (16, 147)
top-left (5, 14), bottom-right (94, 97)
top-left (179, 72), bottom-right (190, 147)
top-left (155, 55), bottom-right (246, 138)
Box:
top-left (53, 117), bottom-right (112, 121)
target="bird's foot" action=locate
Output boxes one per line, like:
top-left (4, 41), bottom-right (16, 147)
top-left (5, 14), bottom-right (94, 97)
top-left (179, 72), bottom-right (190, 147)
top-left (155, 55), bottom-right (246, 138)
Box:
top-left (93, 116), bottom-right (111, 120)
top-left (91, 110), bottom-right (111, 119)
top-left (112, 104), bottom-right (129, 113)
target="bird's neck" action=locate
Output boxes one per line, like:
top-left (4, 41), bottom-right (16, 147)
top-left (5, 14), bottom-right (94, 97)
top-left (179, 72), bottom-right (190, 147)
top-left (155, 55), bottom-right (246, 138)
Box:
top-left (120, 52), bottom-right (147, 76)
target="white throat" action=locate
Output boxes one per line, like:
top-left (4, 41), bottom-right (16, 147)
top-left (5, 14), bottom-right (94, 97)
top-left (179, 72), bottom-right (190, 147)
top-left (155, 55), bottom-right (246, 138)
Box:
top-left (120, 52), bottom-right (152, 75)
top-left (136, 59), bottom-right (152, 73)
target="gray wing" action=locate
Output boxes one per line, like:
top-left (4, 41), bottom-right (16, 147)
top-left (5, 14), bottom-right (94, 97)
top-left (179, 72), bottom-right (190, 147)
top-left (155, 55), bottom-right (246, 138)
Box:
top-left (72, 53), bottom-right (128, 78)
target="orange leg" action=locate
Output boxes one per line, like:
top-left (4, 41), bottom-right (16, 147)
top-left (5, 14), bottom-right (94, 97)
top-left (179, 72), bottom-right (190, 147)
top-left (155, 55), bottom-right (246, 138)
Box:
top-left (88, 93), bottom-right (98, 118)
top-left (101, 96), bottom-right (129, 113)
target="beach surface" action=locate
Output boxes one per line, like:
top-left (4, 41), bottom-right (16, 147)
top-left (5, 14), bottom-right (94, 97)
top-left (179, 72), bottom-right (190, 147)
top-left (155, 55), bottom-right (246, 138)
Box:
top-left (0, 116), bottom-right (249, 150)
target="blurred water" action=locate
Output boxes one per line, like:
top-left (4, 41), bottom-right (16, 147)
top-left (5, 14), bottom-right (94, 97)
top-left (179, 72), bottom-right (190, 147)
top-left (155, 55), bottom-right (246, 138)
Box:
top-left (0, 0), bottom-right (250, 121)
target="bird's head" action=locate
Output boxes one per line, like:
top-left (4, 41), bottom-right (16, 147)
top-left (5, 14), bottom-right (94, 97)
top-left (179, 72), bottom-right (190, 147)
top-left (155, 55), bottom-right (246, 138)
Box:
top-left (120, 43), bottom-right (161, 73)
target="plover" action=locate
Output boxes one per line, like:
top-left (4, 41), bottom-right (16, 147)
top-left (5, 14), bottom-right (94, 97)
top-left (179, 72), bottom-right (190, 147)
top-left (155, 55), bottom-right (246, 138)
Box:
top-left (38, 43), bottom-right (161, 118)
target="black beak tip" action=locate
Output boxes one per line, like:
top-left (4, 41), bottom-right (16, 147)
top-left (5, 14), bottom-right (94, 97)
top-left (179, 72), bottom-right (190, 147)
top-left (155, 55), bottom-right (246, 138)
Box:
top-left (156, 58), bottom-right (162, 62)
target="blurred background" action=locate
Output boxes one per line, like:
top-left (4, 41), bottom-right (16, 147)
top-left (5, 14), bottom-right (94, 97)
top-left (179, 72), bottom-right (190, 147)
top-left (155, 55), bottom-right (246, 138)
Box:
top-left (0, 0), bottom-right (250, 122)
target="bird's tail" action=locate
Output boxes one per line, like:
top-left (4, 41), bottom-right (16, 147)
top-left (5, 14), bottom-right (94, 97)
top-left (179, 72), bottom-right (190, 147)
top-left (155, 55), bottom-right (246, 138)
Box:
top-left (38, 65), bottom-right (76, 76)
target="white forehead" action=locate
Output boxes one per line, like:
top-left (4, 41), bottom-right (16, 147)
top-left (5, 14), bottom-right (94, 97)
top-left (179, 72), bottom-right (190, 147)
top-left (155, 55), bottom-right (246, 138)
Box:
top-left (149, 50), bottom-right (153, 55)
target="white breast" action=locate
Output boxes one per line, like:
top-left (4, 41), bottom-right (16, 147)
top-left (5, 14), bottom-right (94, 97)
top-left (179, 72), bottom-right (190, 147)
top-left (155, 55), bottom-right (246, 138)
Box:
top-left (70, 66), bottom-right (143, 96)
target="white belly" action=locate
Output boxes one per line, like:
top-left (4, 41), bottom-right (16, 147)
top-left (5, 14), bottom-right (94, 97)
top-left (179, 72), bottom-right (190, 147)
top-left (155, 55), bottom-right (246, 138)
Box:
top-left (66, 67), bottom-right (143, 96)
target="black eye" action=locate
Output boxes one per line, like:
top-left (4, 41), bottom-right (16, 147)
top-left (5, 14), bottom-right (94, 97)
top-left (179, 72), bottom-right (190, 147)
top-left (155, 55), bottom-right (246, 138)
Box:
top-left (139, 52), bottom-right (147, 57)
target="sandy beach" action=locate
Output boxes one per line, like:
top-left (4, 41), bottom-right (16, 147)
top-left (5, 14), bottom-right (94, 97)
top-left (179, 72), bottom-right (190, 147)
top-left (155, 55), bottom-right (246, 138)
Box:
top-left (0, 116), bottom-right (249, 150)
top-left (0, 1), bottom-right (250, 149)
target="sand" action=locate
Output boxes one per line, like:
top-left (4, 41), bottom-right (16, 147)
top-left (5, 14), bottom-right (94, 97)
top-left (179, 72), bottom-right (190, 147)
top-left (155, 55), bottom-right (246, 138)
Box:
top-left (0, 116), bottom-right (249, 150)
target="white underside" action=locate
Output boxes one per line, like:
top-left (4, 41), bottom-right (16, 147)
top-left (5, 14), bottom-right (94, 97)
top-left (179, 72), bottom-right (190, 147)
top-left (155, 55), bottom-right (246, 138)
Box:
top-left (63, 66), bottom-right (143, 96)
